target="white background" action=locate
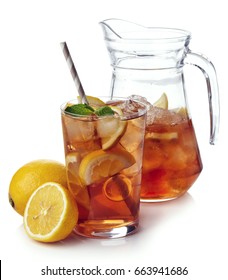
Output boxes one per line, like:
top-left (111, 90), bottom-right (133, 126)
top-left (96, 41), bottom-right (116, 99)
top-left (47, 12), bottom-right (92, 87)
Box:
top-left (0, 1), bottom-right (227, 279)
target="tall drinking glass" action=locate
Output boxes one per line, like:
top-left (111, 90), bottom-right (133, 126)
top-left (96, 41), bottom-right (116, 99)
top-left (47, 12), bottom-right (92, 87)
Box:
top-left (61, 97), bottom-right (147, 238)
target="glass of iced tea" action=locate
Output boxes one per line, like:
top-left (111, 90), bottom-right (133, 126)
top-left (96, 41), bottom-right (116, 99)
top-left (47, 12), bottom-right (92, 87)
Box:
top-left (61, 96), bottom-right (147, 238)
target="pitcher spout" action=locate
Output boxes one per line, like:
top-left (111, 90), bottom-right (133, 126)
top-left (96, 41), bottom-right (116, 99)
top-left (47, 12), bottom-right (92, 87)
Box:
top-left (100, 18), bottom-right (151, 40)
top-left (99, 18), bottom-right (123, 40)
top-left (100, 19), bottom-right (191, 69)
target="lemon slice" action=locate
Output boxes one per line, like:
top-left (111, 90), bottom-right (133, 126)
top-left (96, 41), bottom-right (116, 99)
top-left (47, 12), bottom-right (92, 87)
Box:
top-left (24, 182), bottom-right (78, 243)
top-left (173, 106), bottom-right (188, 118)
top-left (109, 106), bottom-right (123, 115)
top-left (66, 152), bottom-right (84, 193)
top-left (153, 93), bottom-right (168, 109)
top-left (66, 152), bottom-right (81, 168)
top-left (103, 174), bottom-right (132, 202)
top-left (146, 132), bottom-right (178, 140)
top-left (65, 153), bottom-right (90, 210)
top-left (96, 106), bottom-right (127, 150)
top-left (77, 95), bottom-right (105, 107)
top-left (79, 148), bottom-right (135, 185)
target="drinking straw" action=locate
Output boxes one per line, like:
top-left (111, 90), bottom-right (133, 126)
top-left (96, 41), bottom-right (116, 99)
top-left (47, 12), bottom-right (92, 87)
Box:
top-left (60, 42), bottom-right (88, 104)
top-left (60, 42), bottom-right (137, 217)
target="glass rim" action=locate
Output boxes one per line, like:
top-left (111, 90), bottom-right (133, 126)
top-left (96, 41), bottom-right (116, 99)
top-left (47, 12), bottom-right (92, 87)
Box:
top-left (111, 28), bottom-right (191, 43)
top-left (60, 96), bottom-right (147, 120)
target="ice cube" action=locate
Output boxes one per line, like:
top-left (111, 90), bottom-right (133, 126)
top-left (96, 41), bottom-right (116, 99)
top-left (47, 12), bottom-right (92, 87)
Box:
top-left (63, 117), bottom-right (95, 142)
top-left (115, 99), bottom-right (146, 118)
top-left (120, 121), bottom-right (145, 153)
top-left (163, 146), bottom-right (188, 171)
top-left (128, 95), bottom-right (152, 108)
top-left (146, 106), bottom-right (183, 126)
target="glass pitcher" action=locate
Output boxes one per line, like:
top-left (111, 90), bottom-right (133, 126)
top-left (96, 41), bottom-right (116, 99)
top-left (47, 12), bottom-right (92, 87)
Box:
top-left (100, 18), bottom-right (220, 202)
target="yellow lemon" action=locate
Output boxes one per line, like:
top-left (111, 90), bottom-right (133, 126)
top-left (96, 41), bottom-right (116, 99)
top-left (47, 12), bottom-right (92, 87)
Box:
top-left (9, 159), bottom-right (67, 216)
top-left (79, 148), bottom-right (135, 185)
top-left (153, 93), bottom-right (168, 109)
top-left (23, 182), bottom-right (78, 243)
top-left (96, 106), bottom-right (127, 150)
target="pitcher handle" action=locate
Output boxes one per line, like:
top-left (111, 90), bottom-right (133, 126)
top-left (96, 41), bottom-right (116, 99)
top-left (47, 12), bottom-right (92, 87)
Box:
top-left (185, 51), bottom-right (220, 145)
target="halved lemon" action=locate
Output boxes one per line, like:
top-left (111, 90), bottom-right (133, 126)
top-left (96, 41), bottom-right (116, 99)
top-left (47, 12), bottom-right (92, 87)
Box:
top-left (153, 93), bottom-right (168, 109)
top-left (79, 148), bottom-right (135, 185)
top-left (24, 182), bottom-right (78, 243)
top-left (96, 106), bottom-right (127, 150)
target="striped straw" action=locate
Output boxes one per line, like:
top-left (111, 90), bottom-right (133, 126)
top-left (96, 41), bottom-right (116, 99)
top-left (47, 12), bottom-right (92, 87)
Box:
top-left (60, 42), bottom-right (88, 104)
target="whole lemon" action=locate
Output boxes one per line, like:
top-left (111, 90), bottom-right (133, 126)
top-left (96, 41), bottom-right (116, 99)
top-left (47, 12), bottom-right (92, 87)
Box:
top-left (9, 159), bottom-right (67, 216)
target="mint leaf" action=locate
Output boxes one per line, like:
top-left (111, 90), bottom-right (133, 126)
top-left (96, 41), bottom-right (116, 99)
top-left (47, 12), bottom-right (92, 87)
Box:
top-left (65, 104), bottom-right (95, 115)
top-left (95, 106), bottom-right (115, 116)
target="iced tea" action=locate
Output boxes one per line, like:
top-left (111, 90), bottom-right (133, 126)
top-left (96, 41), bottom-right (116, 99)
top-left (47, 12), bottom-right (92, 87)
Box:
top-left (141, 105), bottom-right (203, 201)
top-left (61, 97), bottom-right (146, 238)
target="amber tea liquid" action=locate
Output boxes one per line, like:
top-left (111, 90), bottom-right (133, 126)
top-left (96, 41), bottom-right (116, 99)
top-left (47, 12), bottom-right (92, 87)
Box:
top-left (141, 107), bottom-right (203, 201)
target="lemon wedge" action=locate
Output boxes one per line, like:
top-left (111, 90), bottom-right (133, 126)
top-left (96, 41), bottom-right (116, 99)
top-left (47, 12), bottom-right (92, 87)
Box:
top-left (173, 106), bottom-right (188, 118)
top-left (66, 152), bottom-right (84, 193)
top-left (103, 174), bottom-right (132, 202)
top-left (77, 95), bottom-right (105, 107)
top-left (146, 132), bottom-right (178, 140)
top-left (65, 153), bottom-right (90, 210)
top-left (79, 148), bottom-right (135, 185)
top-left (96, 106), bottom-right (127, 150)
top-left (153, 93), bottom-right (168, 109)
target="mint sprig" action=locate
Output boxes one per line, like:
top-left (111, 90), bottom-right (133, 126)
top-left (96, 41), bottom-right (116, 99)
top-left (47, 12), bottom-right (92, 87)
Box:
top-left (65, 104), bottom-right (95, 115)
top-left (95, 106), bottom-right (115, 116)
top-left (65, 104), bottom-right (115, 117)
